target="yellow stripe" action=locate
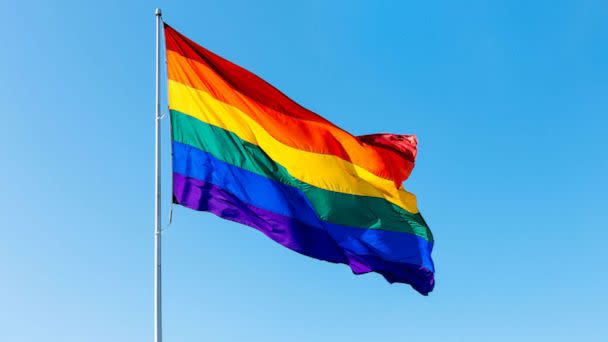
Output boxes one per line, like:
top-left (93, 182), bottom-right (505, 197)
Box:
top-left (168, 80), bottom-right (419, 213)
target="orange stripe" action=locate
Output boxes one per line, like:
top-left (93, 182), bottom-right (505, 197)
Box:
top-left (167, 50), bottom-right (413, 185)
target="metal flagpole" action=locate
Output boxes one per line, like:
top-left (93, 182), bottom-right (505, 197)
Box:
top-left (154, 7), bottom-right (163, 342)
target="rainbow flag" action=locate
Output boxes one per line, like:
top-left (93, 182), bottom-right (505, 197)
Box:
top-left (165, 24), bottom-right (435, 295)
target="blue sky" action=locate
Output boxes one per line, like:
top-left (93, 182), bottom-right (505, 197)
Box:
top-left (1, 0), bottom-right (607, 341)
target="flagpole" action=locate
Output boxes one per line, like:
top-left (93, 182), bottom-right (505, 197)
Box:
top-left (154, 7), bottom-right (163, 342)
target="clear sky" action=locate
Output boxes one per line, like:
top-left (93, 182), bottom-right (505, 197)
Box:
top-left (1, 0), bottom-right (606, 341)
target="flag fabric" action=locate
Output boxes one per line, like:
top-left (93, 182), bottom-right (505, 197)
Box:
top-left (164, 23), bottom-right (435, 295)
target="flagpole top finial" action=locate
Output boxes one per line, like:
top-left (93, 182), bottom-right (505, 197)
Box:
top-left (155, 8), bottom-right (162, 16)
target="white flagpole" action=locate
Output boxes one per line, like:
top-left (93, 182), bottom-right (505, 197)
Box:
top-left (154, 7), bottom-right (163, 342)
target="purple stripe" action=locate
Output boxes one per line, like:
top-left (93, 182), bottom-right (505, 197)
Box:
top-left (173, 172), bottom-right (434, 295)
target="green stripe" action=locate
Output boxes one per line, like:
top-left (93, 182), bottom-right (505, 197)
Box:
top-left (171, 110), bottom-right (433, 242)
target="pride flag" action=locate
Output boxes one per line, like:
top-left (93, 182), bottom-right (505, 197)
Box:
top-left (165, 24), bottom-right (435, 295)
